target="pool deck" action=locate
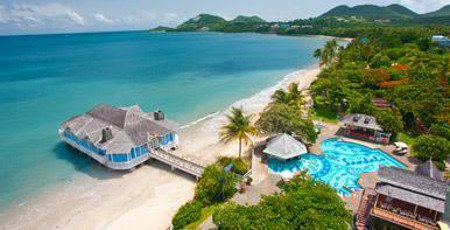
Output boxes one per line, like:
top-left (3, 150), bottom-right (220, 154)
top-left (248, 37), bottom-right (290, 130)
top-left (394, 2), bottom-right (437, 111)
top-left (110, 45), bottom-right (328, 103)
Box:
top-left (309, 122), bottom-right (422, 214)
top-left (250, 121), bottom-right (422, 214)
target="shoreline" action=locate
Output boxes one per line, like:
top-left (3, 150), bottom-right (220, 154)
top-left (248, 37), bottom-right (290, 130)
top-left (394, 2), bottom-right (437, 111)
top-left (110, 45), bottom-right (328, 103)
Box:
top-left (0, 65), bottom-right (321, 230)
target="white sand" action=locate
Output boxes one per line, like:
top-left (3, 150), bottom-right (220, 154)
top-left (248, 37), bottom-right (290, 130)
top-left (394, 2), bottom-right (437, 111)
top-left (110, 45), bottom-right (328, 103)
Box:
top-left (0, 65), bottom-right (321, 230)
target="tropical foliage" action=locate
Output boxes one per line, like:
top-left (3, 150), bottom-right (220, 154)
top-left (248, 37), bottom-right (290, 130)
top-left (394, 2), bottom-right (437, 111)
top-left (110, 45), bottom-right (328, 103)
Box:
top-left (217, 157), bottom-right (249, 175)
top-left (310, 28), bottom-right (449, 140)
top-left (257, 83), bottom-right (318, 143)
top-left (219, 107), bottom-right (258, 158)
top-left (256, 103), bottom-right (317, 143)
top-left (314, 39), bottom-right (341, 66)
top-left (412, 135), bottom-right (449, 163)
top-left (212, 173), bottom-right (352, 229)
top-left (172, 201), bottom-right (203, 229)
top-left (172, 163), bottom-right (238, 229)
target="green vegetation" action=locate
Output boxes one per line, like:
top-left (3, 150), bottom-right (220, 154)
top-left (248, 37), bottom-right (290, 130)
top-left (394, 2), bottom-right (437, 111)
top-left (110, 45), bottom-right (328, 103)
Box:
top-left (412, 135), bottom-right (449, 165)
top-left (310, 29), bottom-right (449, 144)
top-left (176, 14), bottom-right (227, 31)
top-left (314, 39), bottom-right (341, 66)
top-left (256, 83), bottom-right (318, 144)
top-left (151, 3), bottom-right (450, 34)
top-left (171, 163), bottom-right (238, 229)
top-left (172, 201), bottom-right (203, 229)
top-left (212, 173), bottom-right (352, 229)
top-left (217, 157), bottom-right (249, 175)
top-left (195, 165), bottom-right (237, 205)
top-left (219, 107), bottom-right (258, 159)
top-left (318, 4), bottom-right (418, 20)
top-left (310, 105), bottom-right (339, 123)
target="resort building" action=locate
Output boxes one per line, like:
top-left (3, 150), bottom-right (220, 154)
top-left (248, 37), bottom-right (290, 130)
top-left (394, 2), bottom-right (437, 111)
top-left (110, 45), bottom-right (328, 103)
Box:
top-left (432, 35), bottom-right (450, 48)
top-left (368, 166), bottom-right (448, 230)
top-left (263, 133), bottom-right (308, 161)
top-left (59, 104), bottom-right (180, 170)
top-left (340, 113), bottom-right (391, 144)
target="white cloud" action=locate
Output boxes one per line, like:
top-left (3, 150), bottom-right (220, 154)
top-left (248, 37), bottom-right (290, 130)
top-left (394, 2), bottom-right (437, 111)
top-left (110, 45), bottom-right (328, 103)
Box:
top-left (0, 3), bottom-right (85, 28)
top-left (399, 0), bottom-right (449, 13)
top-left (94, 13), bottom-right (113, 24)
top-left (0, 5), bottom-right (6, 23)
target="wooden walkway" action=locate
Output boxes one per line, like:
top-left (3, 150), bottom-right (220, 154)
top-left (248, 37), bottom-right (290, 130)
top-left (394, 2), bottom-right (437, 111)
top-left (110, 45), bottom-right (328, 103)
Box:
top-left (151, 148), bottom-right (205, 179)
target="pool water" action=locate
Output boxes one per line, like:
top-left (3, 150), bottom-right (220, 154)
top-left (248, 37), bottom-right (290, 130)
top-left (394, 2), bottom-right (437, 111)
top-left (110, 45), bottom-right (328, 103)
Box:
top-left (268, 138), bottom-right (406, 196)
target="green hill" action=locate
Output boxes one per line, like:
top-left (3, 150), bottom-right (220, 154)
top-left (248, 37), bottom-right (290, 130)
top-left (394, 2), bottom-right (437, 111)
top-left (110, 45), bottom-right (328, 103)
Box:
top-left (176, 14), bottom-right (227, 31)
top-left (422, 5), bottom-right (450, 17)
top-left (319, 4), bottom-right (417, 20)
top-left (230, 15), bottom-right (266, 23)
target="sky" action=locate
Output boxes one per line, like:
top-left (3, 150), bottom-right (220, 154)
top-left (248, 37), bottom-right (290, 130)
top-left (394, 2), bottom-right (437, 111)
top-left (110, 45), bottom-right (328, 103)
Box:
top-left (0, 0), bottom-right (448, 35)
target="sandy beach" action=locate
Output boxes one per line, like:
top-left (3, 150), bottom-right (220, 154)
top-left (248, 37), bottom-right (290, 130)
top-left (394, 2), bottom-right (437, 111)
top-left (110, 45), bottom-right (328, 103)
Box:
top-left (0, 65), bottom-right (321, 230)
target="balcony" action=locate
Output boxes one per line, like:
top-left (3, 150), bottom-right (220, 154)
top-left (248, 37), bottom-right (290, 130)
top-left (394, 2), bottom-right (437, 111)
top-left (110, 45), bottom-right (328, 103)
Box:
top-left (372, 207), bottom-right (438, 230)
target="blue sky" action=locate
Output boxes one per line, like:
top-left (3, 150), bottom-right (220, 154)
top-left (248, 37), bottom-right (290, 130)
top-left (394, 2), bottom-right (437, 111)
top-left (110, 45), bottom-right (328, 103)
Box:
top-left (0, 0), bottom-right (448, 35)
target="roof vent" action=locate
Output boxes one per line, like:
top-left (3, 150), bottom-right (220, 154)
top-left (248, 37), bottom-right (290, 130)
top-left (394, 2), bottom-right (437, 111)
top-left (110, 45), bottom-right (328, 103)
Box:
top-left (101, 127), bottom-right (113, 143)
top-left (364, 117), bottom-right (371, 124)
top-left (154, 110), bottom-right (165, 121)
top-left (353, 114), bottom-right (362, 122)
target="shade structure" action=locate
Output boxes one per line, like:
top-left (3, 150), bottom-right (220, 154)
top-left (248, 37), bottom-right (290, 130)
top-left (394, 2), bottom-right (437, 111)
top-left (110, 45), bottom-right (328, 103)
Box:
top-left (263, 133), bottom-right (308, 160)
top-left (394, 142), bottom-right (408, 148)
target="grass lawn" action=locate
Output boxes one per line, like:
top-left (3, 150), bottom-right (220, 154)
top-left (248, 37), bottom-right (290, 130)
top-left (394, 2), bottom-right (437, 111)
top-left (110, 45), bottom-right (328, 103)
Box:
top-left (184, 204), bottom-right (221, 229)
top-left (310, 106), bottom-right (339, 123)
top-left (396, 132), bottom-right (417, 146)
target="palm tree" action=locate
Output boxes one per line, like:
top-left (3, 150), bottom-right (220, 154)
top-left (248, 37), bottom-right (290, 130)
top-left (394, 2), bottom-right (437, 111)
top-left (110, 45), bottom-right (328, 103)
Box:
top-left (271, 83), bottom-right (304, 108)
top-left (272, 89), bottom-right (291, 104)
top-left (219, 107), bottom-right (258, 159)
top-left (314, 39), bottom-right (339, 66)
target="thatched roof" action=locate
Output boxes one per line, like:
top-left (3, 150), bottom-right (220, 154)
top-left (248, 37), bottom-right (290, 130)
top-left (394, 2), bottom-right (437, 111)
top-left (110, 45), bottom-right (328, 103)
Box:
top-left (61, 104), bottom-right (179, 154)
top-left (263, 133), bottom-right (308, 160)
top-left (415, 160), bottom-right (444, 181)
top-left (376, 167), bottom-right (448, 213)
top-left (340, 113), bottom-right (383, 131)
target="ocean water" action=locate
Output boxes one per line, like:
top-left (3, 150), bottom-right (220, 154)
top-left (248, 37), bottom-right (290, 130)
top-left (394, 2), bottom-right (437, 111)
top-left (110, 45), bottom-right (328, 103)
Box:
top-left (0, 31), bottom-right (328, 210)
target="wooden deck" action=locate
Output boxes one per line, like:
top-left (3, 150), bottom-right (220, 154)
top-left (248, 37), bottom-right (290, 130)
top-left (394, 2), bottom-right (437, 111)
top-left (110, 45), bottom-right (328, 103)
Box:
top-left (371, 207), bottom-right (438, 230)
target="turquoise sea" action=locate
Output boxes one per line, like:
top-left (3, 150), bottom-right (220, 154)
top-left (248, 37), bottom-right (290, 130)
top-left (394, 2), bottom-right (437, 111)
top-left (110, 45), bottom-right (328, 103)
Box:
top-left (0, 31), bottom-right (328, 210)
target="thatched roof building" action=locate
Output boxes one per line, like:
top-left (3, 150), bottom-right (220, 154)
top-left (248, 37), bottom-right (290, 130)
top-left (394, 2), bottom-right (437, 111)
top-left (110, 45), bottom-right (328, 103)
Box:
top-left (415, 160), bottom-right (444, 182)
top-left (263, 133), bottom-right (308, 160)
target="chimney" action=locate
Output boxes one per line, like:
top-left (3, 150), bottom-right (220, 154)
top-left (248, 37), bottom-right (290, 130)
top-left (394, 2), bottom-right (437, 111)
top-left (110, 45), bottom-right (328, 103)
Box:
top-left (154, 110), bottom-right (165, 121)
top-left (101, 127), bottom-right (113, 143)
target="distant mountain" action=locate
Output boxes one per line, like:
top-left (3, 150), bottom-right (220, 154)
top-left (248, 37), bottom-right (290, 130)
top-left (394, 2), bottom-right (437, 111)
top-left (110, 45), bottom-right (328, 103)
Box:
top-left (422, 5), bottom-right (450, 17)
top-left (149, 26), bottom-right (175, 32)
top-left (174, 14), bottom-right (268, 32)
top-left (319, 4), bottom-right (418, 20)
top-left (176, 14), bottom-right (227, 31)
top-left (230, 16), bottom-right (266, 23)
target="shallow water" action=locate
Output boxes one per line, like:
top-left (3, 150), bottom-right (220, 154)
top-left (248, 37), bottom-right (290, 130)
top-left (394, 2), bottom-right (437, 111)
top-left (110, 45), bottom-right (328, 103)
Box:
top-left (0, 31), bottom-right (328, 210)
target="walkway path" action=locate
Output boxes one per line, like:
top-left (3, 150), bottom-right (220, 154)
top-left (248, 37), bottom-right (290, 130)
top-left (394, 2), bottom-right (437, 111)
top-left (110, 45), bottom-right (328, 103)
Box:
top-left (151, 149), bottom-right (205, 179)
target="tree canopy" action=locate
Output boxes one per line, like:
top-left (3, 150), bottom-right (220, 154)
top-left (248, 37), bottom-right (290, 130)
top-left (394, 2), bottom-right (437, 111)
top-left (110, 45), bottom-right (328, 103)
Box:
top-left (213, 173), bottom-right (352, 229)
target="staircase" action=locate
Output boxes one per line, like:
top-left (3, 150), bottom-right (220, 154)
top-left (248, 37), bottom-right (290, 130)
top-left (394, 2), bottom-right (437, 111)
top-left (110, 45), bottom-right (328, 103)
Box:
top-left (151, 148), bottom-right (205, 179)
top-left (356, 189), bottom-right (376, 230)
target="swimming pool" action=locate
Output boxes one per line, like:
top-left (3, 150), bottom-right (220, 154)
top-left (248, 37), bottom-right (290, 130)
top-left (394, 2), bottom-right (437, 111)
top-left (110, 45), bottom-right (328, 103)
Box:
top-left (268, 138), bottom-right (406, 196)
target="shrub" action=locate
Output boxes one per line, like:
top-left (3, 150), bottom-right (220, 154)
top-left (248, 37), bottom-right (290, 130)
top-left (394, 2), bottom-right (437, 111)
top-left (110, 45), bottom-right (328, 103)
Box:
top-left (195, 165), bottom-right (237, 205)
top-left (412, 135), bottom-right (449, 162)
top-left (218, 157), bottom-right (248, 175)
top-left (256, 103), bottom-right (318, 144)
top-left (429, 124), bottom-right (450, 141)
top-left (213, 174), bottom-right (352, 229)
top-left (172, 201), bottom-right (203, 229)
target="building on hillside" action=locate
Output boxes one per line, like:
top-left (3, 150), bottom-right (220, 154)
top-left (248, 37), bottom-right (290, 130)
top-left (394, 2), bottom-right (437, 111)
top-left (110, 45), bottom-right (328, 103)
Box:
top-left (340, 113), bottom-right (391, 144)
top-left (59, 104), bottom-right (179, 170)
top-left (432, 35), bottom-right (449, 48)
top-left (369, 167), bottom-right (448, 230)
